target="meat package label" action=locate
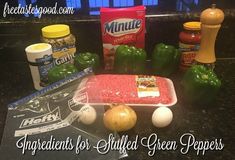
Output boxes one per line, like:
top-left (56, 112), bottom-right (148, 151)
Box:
top-left (100, 6), bottom-right (146, 70)
top-left (136, 75), bottom-right (160, 98)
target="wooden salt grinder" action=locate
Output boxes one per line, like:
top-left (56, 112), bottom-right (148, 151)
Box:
top-left (195, 4), bottom-right (224, 65)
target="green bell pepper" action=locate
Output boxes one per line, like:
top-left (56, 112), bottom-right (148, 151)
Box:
top-left (48, 63), bottom-right (78, 84)
top-left (152, 43), bottom-right (181, 77)
top-left (182, 65), bottom-right (221, 105)
top-left (74, 52), bottom-right (100, 71)
top-left (114, 45), bottom-right (146, 74)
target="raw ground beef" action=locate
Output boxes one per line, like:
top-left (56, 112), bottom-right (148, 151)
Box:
top-left (74, 74), bottom-right (174, 105)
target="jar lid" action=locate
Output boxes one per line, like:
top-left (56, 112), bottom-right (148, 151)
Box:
top-left (183, 22), bottom-right (201, 31)
top-left (25, 43), bottom-right (52, 62)
top-left (42, 24), bottom-right (70, 38)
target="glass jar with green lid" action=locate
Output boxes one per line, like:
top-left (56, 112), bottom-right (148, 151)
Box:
top-left (41, 24), bottom-right (76, 66)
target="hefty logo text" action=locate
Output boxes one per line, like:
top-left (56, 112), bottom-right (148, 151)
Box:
top-left (19, 107), bottom-right (61, 128)
top-left (104, 18), bottom-right (142, 37)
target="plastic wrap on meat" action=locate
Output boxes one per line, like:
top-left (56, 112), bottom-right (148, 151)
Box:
top-left (73, 74), bottom-right (177, 106)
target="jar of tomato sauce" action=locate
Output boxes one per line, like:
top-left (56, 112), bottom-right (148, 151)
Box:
top-left (179, 21), bottom-right (201, 71)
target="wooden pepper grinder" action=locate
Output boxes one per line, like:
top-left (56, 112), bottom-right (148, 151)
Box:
top-left (195, 4), bottom-right (224, 68)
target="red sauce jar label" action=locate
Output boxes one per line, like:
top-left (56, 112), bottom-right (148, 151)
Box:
top-left (179, 42), bottom-right (200, 69)
top-left (179, 22), bottom-right (201, 71)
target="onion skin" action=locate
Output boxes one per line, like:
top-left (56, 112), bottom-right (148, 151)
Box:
top-left (103, 104), bottom-right (137, 132)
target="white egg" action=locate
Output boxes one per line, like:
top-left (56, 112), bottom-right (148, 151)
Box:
top-left (79, 104), bottom-right (97, 125)
top-left (152, 107), bottom-right (173, 128)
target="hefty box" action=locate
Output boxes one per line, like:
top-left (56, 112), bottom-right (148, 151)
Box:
top-left (100, 6), bottom-right (146, 70)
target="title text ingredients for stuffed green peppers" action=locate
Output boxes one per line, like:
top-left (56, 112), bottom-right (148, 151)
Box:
top-left (48, 63), bottom-right (78, 84)
top-left (181, 65), bottom-right (221, 105)
top-left (152, 43), bottom-right (181, 77)
top-left (114, 45), bottom-right (146, 74)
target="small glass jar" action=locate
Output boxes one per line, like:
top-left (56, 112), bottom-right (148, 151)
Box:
top-left (41, 24), bottom-right (76, 66)
top-left (179, 22), bottom-right (201, 71)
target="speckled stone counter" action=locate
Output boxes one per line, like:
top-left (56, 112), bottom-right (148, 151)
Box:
top-left (0, 59), bottom-right (234, 159)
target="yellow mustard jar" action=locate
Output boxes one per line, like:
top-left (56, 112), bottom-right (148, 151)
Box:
top-left (41, 24), bottom-right (76, 66)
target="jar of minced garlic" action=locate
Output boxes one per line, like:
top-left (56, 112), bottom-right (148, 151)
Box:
top-left (179, 21), bottom-right (201, 71)
top-left (41, 24), bottom-right (76, 66)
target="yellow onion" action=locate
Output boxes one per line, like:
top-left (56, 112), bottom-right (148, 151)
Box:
top-left (103, 104), bottom-right (137, 132)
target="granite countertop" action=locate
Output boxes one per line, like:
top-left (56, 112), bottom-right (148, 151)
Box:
top-left (0, 59), bottom-right (235, 159)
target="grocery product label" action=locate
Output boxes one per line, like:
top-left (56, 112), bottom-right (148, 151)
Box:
top-left (13, 87), bottom-right (83, 137)
top-left (179, 42), bottom-right (200, 68)
top-left (100, 6), bottom-right (145, 70)
top-left (136, 75), bottom-right (160, 98)
top-left (19, 107), bottom-right (61, 129)
top-left (52, 47), bottom-right (76, 66)
top-left (104, 18), bottom-right (142, 37)
top-left (15, 109), bottom-right (80, 137)
top-left (35, 54), bottom-right (54, 87)
top-left (43, 35), bottom-right (77, 66)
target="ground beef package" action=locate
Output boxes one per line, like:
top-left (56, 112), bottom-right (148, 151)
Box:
top-left (100, 6), bottom-right (146, 70)
top-left (73, 74), bottom-right (177, 106)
